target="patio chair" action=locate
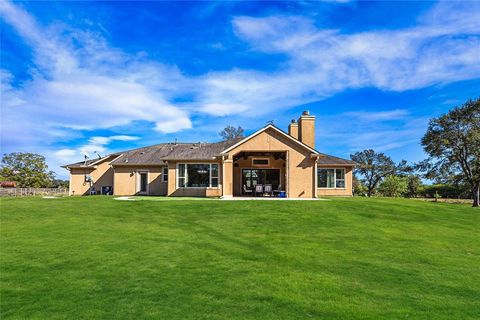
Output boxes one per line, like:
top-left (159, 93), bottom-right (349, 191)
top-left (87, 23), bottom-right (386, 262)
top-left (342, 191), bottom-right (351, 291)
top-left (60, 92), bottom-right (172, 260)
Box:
top-left (255, 184), bottom-right (264, 197)
top-left (243, 184), bottom-right (253, 196)
top-left (273, 184), bottom-right (282, 196)
top-left (264, 184), bottom-right (273, 196)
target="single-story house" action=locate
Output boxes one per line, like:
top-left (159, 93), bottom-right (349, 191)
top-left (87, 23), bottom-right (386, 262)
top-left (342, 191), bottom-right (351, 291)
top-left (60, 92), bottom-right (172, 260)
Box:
top-left (63, 111), bottom-right (356, 198)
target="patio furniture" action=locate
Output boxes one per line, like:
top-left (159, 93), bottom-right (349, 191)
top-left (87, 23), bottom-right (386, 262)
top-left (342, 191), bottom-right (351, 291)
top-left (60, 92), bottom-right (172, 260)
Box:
top-left (255, 184), bottom-right (264, 197)
top-left (264, 184), bottom-right (273, 196)
top-left (243, 184), bottom-right (253, 196)
top-left (273, 184), bottom-right (282, 196)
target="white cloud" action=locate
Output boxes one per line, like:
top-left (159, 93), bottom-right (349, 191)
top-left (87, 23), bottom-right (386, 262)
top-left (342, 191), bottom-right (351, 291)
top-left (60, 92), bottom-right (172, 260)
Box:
top-left (0, 1), bottom-right (192, 148)
top-left (344, 109), bottom-right (409, 121)
top-left (52, 134), bottom-right (138, 167)
top-left (197, 1), bottom-right (480, 116)
top-left (54, 149), bottom-right (77, 161)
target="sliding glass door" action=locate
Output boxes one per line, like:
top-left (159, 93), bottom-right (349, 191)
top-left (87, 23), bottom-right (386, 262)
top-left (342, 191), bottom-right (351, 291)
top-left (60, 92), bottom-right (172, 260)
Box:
top-left (242, 169), bottom-right (280, 194)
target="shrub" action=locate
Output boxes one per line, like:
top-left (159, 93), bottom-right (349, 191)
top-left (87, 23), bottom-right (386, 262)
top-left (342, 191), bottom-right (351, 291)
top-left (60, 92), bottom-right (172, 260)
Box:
top-left (378, 175), bottom-right (408, 197)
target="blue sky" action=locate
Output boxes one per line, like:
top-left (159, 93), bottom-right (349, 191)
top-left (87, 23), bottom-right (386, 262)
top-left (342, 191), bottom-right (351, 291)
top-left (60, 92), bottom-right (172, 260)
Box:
top-left (1, 1), bottom-right (479, 179)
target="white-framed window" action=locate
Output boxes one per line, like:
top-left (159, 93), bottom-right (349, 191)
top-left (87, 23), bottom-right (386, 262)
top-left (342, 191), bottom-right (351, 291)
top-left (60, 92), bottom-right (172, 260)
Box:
top-left (252, 157), bottom-right (270, 167)
top-left (162, 167), bottom-right (168, 182)
top-left (137, 170), bottom-right (149, 194)
top-left (317, 168), bottom-right (345, 188)
top-left (177, 163), bottom-right (220, 188)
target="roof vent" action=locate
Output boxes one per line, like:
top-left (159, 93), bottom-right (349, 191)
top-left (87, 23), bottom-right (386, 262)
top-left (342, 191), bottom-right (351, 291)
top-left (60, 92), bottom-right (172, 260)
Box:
top-left (125, 158), bottom-right (129, 163)
top-left (140, 152), bottom-right (145, 155)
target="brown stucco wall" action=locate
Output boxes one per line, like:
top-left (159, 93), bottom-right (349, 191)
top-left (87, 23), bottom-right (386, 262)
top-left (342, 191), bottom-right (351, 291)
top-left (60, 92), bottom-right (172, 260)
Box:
top-left (225, 127), bottom-right (316, 198)
top-left (113, 166), bottom-right (167, 196)
top-left (167, 160), bottom-right (223, 197)
top-left (317, 166), bottom-right (353, 196)
top-left (68, 160), bottom-right (114, 195)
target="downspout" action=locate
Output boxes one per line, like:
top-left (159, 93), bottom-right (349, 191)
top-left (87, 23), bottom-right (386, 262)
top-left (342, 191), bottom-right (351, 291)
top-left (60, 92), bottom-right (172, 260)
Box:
top-left (313, 155), bottom-right (319, 198)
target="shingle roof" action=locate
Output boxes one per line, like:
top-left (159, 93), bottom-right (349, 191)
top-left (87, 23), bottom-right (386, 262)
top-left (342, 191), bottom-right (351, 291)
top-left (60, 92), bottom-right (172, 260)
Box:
top-left (64, 133), bottom-right (355, 168)
top-left (317, 154), bottom-right (356, 166)
top-left (110, 138), bottom-right (243, 165)
top-left (63, 155), bottom-right (120, 168)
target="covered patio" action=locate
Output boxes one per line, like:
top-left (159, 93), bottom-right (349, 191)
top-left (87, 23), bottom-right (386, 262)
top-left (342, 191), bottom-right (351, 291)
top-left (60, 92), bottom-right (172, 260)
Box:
top-left (232, 151), bottom-right (287, 197)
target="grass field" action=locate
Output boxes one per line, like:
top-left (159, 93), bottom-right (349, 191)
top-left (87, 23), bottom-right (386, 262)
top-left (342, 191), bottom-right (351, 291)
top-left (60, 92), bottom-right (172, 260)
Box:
top-left (1, 197), bottom-right (478, 319)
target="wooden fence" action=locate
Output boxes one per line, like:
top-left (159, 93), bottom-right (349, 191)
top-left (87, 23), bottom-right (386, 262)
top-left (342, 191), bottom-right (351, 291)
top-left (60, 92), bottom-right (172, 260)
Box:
top-left (0, 188), bottom-right (69, 197)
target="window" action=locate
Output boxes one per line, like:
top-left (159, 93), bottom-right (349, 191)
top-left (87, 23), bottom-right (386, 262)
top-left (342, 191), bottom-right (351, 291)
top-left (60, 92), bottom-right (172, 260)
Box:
top-left (211, 164), bottom-right (219, 187)
top-left (317, 168), bottom-right (345, 188)
top-left (335, 169), bottom-right (345, 188)
top-left (162, 167), bottom-right (168, 182)
top-left (177, 163), bottom-right (220, 188)
top-left (178, 164), bottom-right (186, 187)
top-left (318, 169), bottom-right (335, 188)
top-left (252, 158), bottom-right (269, 166)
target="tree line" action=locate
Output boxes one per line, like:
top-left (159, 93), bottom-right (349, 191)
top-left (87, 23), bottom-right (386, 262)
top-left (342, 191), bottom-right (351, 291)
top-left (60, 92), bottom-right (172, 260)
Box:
top-left (351, 98), bottom-right (479, 207)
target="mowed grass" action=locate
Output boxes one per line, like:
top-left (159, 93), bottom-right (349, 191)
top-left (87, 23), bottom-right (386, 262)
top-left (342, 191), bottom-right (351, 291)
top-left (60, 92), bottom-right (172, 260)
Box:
top-left (0, 197), bottom-right (478, 319)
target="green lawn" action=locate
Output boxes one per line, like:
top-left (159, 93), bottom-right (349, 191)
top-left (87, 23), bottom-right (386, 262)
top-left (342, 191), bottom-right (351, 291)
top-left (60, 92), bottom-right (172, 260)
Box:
top-left (1, 197), bottom-right (478, 319)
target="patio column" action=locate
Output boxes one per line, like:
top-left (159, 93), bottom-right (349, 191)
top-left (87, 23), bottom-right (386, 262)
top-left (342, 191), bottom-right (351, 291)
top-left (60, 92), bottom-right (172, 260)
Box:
top-left (222, 157), bottom-right (233, 197)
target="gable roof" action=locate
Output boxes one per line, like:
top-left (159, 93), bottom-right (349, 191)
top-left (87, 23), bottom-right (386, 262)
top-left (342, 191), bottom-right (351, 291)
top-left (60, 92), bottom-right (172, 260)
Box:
top-left (109, 138), bottom-right (243, 165)
top-left (62, 154), bottom-right (120, 169)
top-left (220, 124), bottom-right (320, 155)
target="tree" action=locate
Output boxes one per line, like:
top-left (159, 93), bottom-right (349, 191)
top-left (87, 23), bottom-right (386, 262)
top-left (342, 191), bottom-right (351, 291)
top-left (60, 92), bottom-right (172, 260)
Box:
top-left (378, 175), bottom-right (408, 197)
top-left (219, 126), bottom-right (244, 141)
top-left (350, 149), bottom-right (396, 197)
top-left (0, 152), bottom-right (56, 188)
top-left (421, 98), bottom-right (480, 207)
top-left (395, 159), bottom-right (414, 177)
top-left (352, 174), bottom-right (368, 196)
top-left (405, 174), bottom-right (422, 198)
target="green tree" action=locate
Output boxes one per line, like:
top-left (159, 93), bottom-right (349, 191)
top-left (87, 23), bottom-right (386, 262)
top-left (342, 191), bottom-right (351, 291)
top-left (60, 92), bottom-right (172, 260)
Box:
top-left (350, 149), bottom-right (396, 197)
top-left (420, 98), bottom-right (480, 207)
top-left (219, 126), bottom-right (244, 141)
top-left (405, 175), bottom-right (422, 198)
top-left (352, 174), bottom-right (368, 196)
top-left (0, 152), bottom-right (56, 188)
top-left (378, 175), bottom-right (408, 197)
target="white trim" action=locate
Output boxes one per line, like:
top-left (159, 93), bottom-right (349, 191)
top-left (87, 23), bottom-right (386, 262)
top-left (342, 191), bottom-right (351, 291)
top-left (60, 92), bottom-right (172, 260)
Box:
top-left (176, 163), bottom-right (220, 189)
top-left (317, 168), bottom-right (346, 189)
top-left (220, 124), bottom-right (319, 155)
top-left (136, 170), bottom-right (149, 195)
top-left (162, 167), bottom-right (168, 182)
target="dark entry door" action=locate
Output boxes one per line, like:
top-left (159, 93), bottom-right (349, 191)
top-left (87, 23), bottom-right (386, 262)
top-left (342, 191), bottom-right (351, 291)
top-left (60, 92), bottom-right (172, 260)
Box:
top-left (242, 169), bottom-right (280, 194)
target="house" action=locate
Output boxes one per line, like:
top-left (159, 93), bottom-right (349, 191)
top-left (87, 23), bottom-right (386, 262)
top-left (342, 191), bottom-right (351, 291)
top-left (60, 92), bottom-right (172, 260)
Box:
top-left (63, 111), bottom-right (356, 198)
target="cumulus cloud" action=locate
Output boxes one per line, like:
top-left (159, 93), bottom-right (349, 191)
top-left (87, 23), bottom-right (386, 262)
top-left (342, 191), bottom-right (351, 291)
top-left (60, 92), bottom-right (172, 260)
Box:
top-left (197, 1), bottom-right (480, 116)
top-left (53, 135), bottom-right (139, 164)
top-left (0, 1), bottom-right (192, 143)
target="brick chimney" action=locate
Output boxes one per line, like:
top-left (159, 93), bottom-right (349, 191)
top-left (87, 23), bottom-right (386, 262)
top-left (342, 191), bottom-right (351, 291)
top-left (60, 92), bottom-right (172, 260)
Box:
top-left (298, 110), bottom-right (315, 148)
top-left (288, 119), bottom-right (299, 140)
